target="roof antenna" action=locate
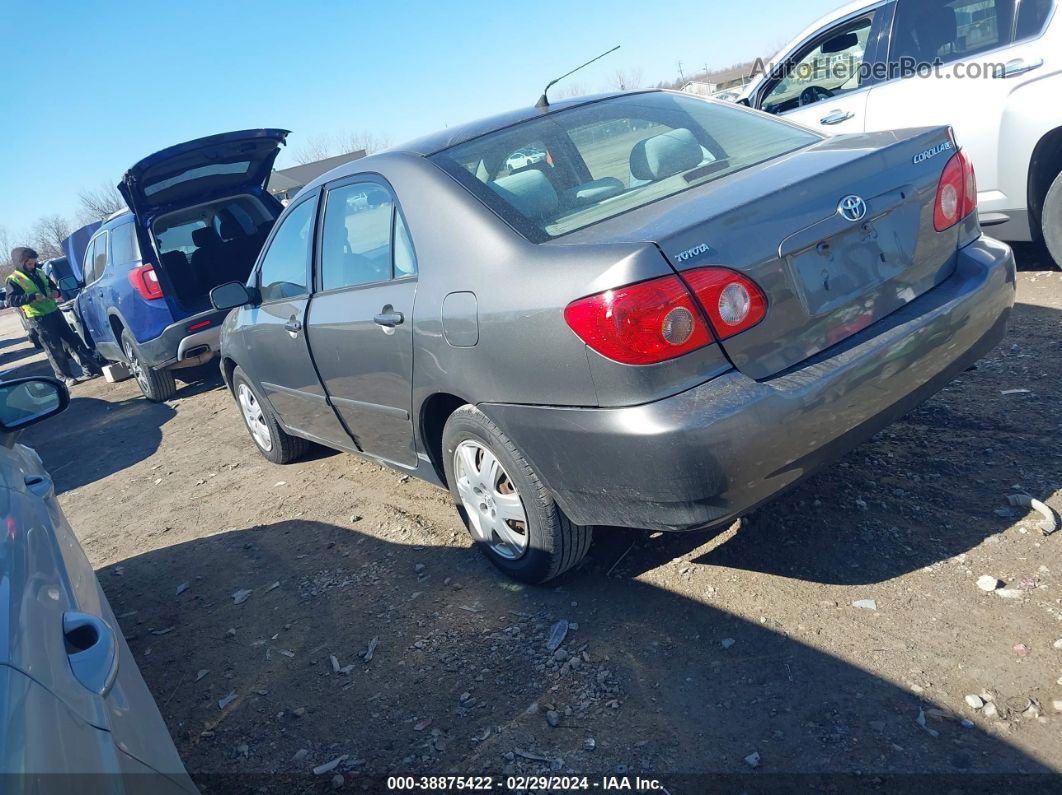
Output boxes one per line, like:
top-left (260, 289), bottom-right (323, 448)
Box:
top-left (536, 45), bottom-right (621, 111)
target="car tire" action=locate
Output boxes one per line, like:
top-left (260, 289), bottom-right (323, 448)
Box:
top-left (1042, 170), bottom-right (1062, 269)
top-left (231, 366), bottom-right (308, 464)
top-left (441, 405), bottom-right (592, 584)
top-left (120, 329), bottom-right (176, 402)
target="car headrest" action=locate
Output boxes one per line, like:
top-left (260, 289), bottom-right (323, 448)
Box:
top-left (218, 217), bottom-right (244, 240)
top-left (192, 226), bottom-right (222, 248)
top-left (489, 169), bottom-right (558, 220)
top-left (160, 250), bottom-right (188, 269)
top-left (630, 128), bottom-right (703, 181)
top-left (912, 6), bottom-right (957, 60)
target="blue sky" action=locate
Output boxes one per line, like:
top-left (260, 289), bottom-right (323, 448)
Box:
top-left (1, 0), bottom-right (840, 238)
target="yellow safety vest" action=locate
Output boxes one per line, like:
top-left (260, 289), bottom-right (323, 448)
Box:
top-left (6, 269), bottom-right (58, 318)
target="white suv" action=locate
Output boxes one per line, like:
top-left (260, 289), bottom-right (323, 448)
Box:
top-left (741, 0), bottom-right (1062, 265)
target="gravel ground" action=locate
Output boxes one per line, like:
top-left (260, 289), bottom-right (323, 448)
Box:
top-left (4, 245), bottom-right (1061, 792)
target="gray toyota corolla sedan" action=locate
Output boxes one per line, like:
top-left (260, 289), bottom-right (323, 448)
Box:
top-left (210, 90), bottom-right (1015, 583)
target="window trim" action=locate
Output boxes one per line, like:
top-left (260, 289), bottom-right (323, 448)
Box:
top-left (312, 172), bottom-right (419, 296)
top-left (253, 191), bottom-right (320, 305)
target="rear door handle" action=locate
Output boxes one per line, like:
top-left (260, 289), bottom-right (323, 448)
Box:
top-left (820, 110), bottom-right (854, 125)
top-left (284, 316), bottom-right (302, 335)
top-left (373, 307), bottom-right (404, 328)
top-left (995, 58), bottom-right (1043, 78)
top-left (63, 612), bottom-right (119, 696)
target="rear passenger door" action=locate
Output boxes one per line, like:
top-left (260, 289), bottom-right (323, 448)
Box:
top-left (80, 233), bottom-right (108, 344)
top-left (306, 177), bottom-right (419, 467)
top-left (241, 193), bottom-right (350, 446)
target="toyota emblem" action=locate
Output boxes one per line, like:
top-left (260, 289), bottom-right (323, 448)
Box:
top-left (838, 195), bottom-right (868, 222)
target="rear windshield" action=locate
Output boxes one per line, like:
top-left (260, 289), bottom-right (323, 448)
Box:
top-left (429, 92), bottom-right (819, 240)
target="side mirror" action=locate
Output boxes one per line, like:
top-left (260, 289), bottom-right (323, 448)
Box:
top-left (737, 97), bottom-right (751, 107)
top-left (210, 281), bottom-right (254, 310)
top-left (821, 32), bottom-right (859, 54)
top-left (58, 276), bottom-right (82, 292)
top-left (0, 377), bottom-right (69, 432)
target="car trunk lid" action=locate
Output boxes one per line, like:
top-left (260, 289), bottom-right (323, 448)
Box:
top-left (561, 126), bottom-right (964, 380)
top-left (118, 128), bottom-right (289, 223)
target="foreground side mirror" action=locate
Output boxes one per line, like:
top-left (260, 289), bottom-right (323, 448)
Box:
top-left (57, 276), bottom-right (82, 292)
top-left (210, 281), bottom-right (255, 310)
top-left (0, 377), bottom-right (69, 433)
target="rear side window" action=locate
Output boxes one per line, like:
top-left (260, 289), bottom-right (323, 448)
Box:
top-left (110, 222), bottom-right (140, 265)
top-left (319, 181), bottom-right (418, 290)
top-left (88, 232), bottom-right (109, 282)
top-left (891, 0), bottom-right (1048, 64)
top-left (430, 92), bottom-right (818, 240)
top-left (258, 197), bottom-right (316, 302)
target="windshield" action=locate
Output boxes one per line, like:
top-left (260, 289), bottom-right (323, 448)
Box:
top-left (429, 92), bottom-right (819, 240)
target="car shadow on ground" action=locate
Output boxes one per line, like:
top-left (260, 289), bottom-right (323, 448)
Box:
top-left (592, 298), bottom-right (1062, 586)
top-left (100, 521), bottom-right (1052, 792)
top-left (20, 388), bottom-right (176, 493)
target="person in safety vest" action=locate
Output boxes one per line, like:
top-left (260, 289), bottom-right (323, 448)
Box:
top-left (6, 247), bottom-right (102, 387)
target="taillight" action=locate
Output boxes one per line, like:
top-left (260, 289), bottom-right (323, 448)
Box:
top-left (961, 153), bottom-right (977, 218)
top-left (128, 264), bottom-right (164, 300)
top-left (682, 267), bottom-right (767, 340)
top-left (563, 267), bottom-right (767, 364)
top-left (934, 151), bottom-right (976, 231)
top-left (564, 274), bottom-right (713, 364)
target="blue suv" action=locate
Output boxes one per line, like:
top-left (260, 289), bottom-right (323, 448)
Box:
top-left (67, 130), bottom-right (288, 401)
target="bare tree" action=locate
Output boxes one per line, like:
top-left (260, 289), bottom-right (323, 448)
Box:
top-left (337, 130), bottom-right (393, 156)
top-left (78, 181), bottom-right (126, 224)
top-left (31, 214), bottom-right (72, 260)
top-left (608, 67), bottom-right (644, 91)
top-left (554, 81), bottom-right (589, 99)
top-left (292, 134), bottom-right (337, 165)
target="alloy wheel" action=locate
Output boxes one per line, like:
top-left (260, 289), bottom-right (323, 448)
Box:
top-left (453, 439), bottom-right (528, 560)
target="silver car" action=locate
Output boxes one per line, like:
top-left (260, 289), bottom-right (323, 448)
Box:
top-left (211, 90), bottom-right (1015, 583)
top-left (0, 377), bottom-right (195, 792)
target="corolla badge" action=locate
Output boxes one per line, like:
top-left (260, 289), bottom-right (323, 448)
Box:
top-left (674, 242), bottom-right (716, 263)
top-left (912, 141), bottom-right (954, 164)
top-left (837, 195), bottom-right (868, 223)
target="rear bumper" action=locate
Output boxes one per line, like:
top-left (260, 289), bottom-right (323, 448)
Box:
top-left (481, 237), bottom-right (1016, 532)
top-left (136, 309), bottom-right (228, 368)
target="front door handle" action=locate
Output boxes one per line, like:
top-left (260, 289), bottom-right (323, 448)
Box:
top-left (373, 307), bottom-right (405, 328)
top-left (995, 58), bottom-right (1043, 78)
top-left (63, 612), bottom-right (119, 696)
top-left (284, 316), bottom-right (302, 335)
top-left (820, 109), bottom-right (854, 125)
top-left (96, 289), bottom-right (104, 298)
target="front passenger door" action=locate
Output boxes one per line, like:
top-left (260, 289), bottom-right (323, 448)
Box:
top-left (240, 194), bottom-right (350, 446)
top-left (754, 10), bottom-right (884, 134)
top-left (306, 178), bottom-right (419, 467)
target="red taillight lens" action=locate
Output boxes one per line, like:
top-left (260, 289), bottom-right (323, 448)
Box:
top-left (961, 153), bottom-right (977, 218)
top-left (564, 274), bottom-right (713, 364)
top-left (683, 267), bottom-right (767, 340)
top-left (934, 151), bottom-right (976, 231)
top-left (128, 264), bottom-right (164, 300)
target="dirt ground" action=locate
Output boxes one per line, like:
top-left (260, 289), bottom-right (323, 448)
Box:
top-left (4, 244), bottom-right (1061, 792)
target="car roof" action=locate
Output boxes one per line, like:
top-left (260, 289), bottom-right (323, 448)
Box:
top-left (393, 90), bottom-right (654, 156)
top-left (292, 90), bottom-right (661, 197)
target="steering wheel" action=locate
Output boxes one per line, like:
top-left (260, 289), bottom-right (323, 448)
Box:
top-left (799, 85), bottom-right (835, 106)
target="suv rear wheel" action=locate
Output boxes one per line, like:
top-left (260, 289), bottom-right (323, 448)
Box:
top-left (231, 366), bottom-right (307, 464)
top-left (441, 405), bottom-right (592, 584)
top-left (1042, 171), bottom-right (1062, 269)
top-left (121, 329), bottom-right (176, 402)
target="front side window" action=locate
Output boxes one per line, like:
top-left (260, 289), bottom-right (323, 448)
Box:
top-left (762, 16), bottom-right (876, 114)
top-left (110, 222), bottom-right (141, 265)
top-left (892, 0), bottom-right (1030, 65)
top-left (257, 197), bottom-right (316, 302)
top-left (430, 92), bottom-right (818, 240)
